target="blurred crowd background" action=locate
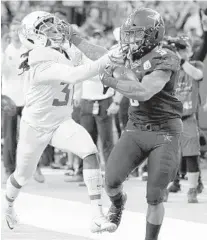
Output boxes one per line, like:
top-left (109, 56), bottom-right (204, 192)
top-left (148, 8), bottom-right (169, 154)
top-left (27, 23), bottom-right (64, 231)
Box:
top-left (1, 0), bottom-right (207, 184)
top-left (2, 1), bottom-right (207, 50)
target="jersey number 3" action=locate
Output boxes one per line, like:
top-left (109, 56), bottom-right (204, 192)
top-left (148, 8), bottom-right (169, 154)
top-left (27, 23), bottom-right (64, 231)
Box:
top-left (52, 82), bottom-right (70, 106)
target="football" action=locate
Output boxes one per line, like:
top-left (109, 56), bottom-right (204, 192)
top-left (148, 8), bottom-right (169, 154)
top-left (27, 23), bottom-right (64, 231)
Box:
top-left (112, 66), bottom-right (139, 82)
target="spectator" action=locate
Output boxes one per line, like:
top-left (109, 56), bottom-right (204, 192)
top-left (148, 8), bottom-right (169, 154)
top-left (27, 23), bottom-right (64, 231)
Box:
top-left (80, 7), bottom-right (105, 36)
top-left (1, 20), bottom-right (44, 184)
top-left (165, 36), bottom-right (204, 202)
top-left (1, 21), bottom-right (25, 183)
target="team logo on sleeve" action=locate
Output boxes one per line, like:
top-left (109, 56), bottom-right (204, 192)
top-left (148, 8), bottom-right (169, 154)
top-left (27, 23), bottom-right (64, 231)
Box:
top-left (143, 60), bottom-right (151, 70)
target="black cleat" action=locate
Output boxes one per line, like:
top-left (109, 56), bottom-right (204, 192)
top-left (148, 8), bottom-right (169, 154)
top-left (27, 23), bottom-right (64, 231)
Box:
top-left (168, 183), bottom-right (181, 193)
top-left (197, 181), bottom-right (204, 194)
top-left (107, 192), bottom-right (127, 232)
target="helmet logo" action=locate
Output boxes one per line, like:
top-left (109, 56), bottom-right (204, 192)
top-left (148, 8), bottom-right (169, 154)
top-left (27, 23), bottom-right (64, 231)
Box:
top-left (20, 24), bottom-right (33, 38)
top-left (125, 17), bottom-right (132, 27)
top-left (143, 60), bottom-right (151, 70)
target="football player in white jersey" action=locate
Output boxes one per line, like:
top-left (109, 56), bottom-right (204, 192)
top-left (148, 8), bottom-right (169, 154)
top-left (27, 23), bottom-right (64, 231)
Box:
top-left (4, 11), bottom-right (117, 233)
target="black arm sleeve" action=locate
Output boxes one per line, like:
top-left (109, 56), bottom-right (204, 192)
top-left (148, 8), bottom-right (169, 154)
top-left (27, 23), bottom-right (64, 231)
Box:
top-left (193, 31), bottom-right (207, 61)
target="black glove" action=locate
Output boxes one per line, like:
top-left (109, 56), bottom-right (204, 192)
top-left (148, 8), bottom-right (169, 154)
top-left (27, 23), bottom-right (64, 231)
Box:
top-left (100, 65), bottom-right (118, 94)
top-left (100, 64), bottom-right (114, 83)
top-left (164, 36), bottom-right (189, 50)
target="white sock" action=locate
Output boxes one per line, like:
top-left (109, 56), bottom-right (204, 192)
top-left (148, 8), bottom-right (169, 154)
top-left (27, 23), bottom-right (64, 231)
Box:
top-left (187, 172), bottom-right (199, 189)
top-left (6, 175), bottom-right (21, 208)
top-left (83, 169), bottom-right (103, 217)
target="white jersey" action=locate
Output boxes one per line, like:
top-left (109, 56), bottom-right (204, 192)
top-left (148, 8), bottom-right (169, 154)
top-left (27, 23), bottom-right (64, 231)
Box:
top-left (22, 47), bottom-right (74, 131)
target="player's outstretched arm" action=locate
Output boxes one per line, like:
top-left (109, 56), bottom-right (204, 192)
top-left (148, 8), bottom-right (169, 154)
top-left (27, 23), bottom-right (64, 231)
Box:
top-left (101, 70), bottom-right (172, 102)
top-left (71, 35), bottom-right (108, 60)
top-left (38, 54), bottom-right (110, 85)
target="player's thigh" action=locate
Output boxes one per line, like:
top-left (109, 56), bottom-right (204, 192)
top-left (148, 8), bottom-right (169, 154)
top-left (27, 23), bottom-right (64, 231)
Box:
top-left (50, 119), bottom-right (97, 159)
top-left (15, 120), bottom-right (51, 183)
top-left (181, 117), bottom-right (200, 156)
top-left (147, 133), bottom-right (181, 204)
top-left (105, 131), bottom-right (145, 188)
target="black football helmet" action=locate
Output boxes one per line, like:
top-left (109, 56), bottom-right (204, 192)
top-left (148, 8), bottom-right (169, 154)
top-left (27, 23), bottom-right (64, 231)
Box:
top-left (120, 8), bottom-right (165, 60)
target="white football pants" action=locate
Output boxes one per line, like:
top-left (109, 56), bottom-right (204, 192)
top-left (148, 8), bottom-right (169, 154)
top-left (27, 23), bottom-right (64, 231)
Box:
top-left (14, 119), bottom-right (97, 186)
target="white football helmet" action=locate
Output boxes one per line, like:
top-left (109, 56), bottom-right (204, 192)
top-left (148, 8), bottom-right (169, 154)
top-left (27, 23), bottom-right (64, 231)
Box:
top-left (18, 11), bottom-right (70, 50)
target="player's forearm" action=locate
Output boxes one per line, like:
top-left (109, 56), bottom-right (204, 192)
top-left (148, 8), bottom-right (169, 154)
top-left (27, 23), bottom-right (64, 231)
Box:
top-left (43, 55), bottom-right (110, 84)
top-left (182, 61), bottom-right (203, 80)
top-left (103, 77), bottom-right (148, 101)
top-left (71, 35), bottom-right (108, 60)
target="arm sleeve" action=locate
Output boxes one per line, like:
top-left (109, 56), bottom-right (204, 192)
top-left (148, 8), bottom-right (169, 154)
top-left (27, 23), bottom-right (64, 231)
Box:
top-left (72, 35), bottom-right (108, 60)
top-left (37, 54), bottom-right (110, 84)
top-left (153, 52), bottom-right (180, 72)
top-left (193, 31), bottom-right (207, 62)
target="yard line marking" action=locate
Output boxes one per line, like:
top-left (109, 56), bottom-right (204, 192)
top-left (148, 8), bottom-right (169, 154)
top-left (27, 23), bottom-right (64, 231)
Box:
top-left (1, 191), bottom-right (207, 240)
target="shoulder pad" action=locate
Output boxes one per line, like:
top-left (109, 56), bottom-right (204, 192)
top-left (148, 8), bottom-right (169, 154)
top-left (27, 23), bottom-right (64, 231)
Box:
top-left (28, 47), bottom-right (71, 66)
top-left (151, 48), bottom-right (180, 72)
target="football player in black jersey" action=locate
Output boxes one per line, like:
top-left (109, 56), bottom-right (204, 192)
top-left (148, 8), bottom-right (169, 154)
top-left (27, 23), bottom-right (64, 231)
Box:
top-left (99, 8), bottom-right (183, 240)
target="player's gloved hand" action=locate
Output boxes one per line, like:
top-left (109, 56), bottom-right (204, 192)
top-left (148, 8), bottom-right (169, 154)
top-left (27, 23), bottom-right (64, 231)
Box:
top-left (58, 20), bottom-right (74, 42)
top-left (1, 95), bottom-right (17, 116)
top-left (100, 64), bottom-right (114, 82)
top-left (108, 44), bottom-right (128, 66)
top-left (99, 64), bottom-right (117, 93)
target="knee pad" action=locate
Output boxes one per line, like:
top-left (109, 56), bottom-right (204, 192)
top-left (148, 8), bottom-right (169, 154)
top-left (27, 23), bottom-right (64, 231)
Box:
top-left (147, 187), bottom-right (163, 205)
top-left (147, 169), bottom-right (173, 205)
top-left (185, 156), bottom-right (199, 172)
top-left (105, 179), bottom-right (123, 197)
top-left (81, 144), bottom-right (98, 159)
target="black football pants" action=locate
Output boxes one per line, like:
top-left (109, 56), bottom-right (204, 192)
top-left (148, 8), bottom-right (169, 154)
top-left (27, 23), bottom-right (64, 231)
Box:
top-left (105, 119), bottom-right (182, 205)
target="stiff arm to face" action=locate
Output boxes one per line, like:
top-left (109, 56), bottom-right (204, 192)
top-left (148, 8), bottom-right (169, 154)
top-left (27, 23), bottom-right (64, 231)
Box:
top-left (33, 50), bottom-right (110, 85)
